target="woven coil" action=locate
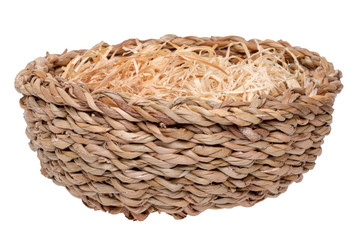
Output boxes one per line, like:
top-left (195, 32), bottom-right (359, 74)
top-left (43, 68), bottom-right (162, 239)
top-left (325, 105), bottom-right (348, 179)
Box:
top-left (15, 35), bottom-right (343, 220)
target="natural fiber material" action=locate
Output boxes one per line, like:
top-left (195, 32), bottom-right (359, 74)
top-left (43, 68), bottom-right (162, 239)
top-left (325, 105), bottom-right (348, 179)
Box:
top-left (62, 39), bottom-right (311, 102)
top-left (15, 35), bottom-right (343, 220)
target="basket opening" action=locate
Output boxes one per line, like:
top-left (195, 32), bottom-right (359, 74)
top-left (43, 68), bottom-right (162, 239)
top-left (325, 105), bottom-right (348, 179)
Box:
top-left (59, 40), bottom-right (319, 102)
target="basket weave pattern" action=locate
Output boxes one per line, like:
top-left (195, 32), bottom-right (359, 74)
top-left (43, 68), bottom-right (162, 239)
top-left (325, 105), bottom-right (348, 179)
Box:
top-left (15, 36), bottom-right (342, 220)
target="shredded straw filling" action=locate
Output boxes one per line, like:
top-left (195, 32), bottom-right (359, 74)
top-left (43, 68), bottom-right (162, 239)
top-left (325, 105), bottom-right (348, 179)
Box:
top-left (61, 40), bottom-right (315, 102)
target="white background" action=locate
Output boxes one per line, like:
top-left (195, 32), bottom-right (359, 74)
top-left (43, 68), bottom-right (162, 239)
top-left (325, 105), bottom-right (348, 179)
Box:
top-left (1, 0), bottom-right (359, 239)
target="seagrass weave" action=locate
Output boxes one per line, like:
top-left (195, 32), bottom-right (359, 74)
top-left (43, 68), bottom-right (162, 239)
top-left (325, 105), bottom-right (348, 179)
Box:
top-left (15, 35), bottom-right (343, 220)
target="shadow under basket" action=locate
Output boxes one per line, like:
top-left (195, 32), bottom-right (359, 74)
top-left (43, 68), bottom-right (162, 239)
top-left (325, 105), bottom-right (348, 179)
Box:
top-left (15, 35), bottom-right (343, 221)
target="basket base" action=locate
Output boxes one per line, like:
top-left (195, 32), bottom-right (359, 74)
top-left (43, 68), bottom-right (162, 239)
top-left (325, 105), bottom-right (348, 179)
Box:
top-left (36, 146), bottom-right (301, 221)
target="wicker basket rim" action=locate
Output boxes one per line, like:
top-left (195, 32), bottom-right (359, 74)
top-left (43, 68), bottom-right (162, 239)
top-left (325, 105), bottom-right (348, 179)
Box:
top-left (15, 35), bottom-right (343, 127)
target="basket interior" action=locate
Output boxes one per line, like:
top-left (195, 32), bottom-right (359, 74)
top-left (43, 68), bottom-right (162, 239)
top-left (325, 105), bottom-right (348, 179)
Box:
top-left (58, 39), bottom-right (320, 102)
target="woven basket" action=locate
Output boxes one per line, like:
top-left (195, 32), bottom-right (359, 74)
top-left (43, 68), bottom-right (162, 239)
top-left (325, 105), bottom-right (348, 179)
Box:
top-left (15, 35), bottom-right (343, 220)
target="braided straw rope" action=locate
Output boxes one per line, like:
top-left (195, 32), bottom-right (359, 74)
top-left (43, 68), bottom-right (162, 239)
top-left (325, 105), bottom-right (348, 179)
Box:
top-left (15, 35), bottom-right (343, 220)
